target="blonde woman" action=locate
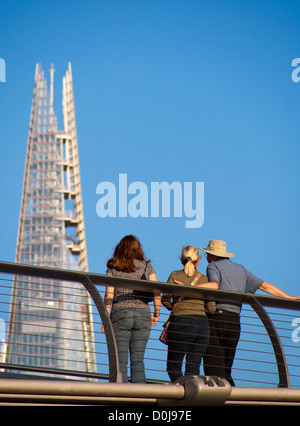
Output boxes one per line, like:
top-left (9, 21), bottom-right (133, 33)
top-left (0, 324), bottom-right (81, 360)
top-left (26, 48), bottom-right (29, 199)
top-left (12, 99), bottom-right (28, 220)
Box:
top-left (162, 246), bottom-right (216, 382)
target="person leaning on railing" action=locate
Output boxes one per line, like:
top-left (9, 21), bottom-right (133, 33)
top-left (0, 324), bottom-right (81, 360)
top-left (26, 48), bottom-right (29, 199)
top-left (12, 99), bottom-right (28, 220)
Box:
top-left (199, 239), bottom-right (300, 387)
top-left (162, 245), bottom-right (218, 383)
top-left (102, 235), bottom-right (161, 384)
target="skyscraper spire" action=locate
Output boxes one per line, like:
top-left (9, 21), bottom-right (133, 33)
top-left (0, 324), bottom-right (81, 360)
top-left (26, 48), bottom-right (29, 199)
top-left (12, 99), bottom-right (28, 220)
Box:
top-left (6, 64), bottom-right (96, 377)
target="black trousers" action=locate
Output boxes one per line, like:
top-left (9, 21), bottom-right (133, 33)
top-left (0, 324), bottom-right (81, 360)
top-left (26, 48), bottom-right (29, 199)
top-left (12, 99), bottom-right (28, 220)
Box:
top-left (203, 311), bottom-right (241, 386)
top-left (167, 315), bottom-right (210, 383)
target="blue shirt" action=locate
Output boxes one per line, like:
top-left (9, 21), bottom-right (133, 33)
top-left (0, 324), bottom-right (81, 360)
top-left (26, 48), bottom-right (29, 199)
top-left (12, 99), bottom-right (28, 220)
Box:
top-left (206, 259), bottom-right (264, 314)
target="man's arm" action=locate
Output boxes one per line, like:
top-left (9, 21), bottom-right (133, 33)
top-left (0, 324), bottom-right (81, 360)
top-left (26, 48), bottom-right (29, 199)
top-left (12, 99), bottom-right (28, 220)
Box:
top-left (196, 281), bottom-right (218, 289)
top-left (259, 281), bottom-right (300, 300)
top-left (173, 280), bottom-right (218, 289)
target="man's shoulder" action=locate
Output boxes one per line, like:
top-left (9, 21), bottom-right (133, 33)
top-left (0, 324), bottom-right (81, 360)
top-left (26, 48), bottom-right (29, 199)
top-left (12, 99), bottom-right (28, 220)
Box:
top-left (208, 259), bottom-right (247, 276)
top-left (214, 259), bottom-right (243, 269)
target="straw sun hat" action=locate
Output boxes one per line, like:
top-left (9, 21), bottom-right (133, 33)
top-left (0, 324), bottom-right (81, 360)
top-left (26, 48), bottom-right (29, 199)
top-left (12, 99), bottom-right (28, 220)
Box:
top-left (199, 239), bottom-right (234, 258)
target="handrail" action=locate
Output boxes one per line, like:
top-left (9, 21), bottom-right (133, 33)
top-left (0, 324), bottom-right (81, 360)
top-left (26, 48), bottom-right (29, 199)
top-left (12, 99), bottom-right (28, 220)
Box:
top-left (244, 295), bottom-right (289, 388)
top-left (0, 376), bottom-right (300, 406)
top-left (81, 275), bottom-right (122, 383)
top-left (0, 260), bottom-right (300, 387)
top-left (0, 261), bottom-right (299, 312)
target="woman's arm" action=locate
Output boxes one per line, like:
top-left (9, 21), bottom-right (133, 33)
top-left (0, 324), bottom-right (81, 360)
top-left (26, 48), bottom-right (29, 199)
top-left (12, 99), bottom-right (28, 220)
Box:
top-left (102, 273), bottom-right (115, 333)
top-left (101, 285), bottom-right (115, 333)
top-left (148, 273), bottom-right (161, 325)
top-left (103, 285), bottom-right (115, 314)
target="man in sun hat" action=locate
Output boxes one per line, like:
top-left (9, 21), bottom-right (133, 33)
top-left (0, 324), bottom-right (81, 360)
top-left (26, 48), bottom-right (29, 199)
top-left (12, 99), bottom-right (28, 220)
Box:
top-left (199, 239), bottom-right (300, 386)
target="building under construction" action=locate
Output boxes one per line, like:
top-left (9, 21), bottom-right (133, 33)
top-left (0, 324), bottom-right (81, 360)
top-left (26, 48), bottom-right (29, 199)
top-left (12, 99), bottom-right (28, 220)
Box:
top-left (5, 63), bottom-right (96, 376)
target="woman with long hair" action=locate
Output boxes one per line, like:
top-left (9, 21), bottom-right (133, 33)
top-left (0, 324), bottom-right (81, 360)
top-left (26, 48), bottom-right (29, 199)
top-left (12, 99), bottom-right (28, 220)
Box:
top-left (103, 235), bottom-right (160, 383)
top-left (162, 245), bottom-right (216, 382)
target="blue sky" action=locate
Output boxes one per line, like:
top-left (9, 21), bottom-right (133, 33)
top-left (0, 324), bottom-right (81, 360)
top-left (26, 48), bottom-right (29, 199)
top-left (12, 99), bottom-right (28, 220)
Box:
top-left (1, 0), bottom-right (300, 290)
top-left (1, 0), bottom-right (300, 387)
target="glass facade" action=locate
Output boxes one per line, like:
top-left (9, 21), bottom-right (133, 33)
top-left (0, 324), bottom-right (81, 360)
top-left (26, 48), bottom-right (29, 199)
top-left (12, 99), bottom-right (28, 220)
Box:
top-left (6, 64), bottom-right (96, 377)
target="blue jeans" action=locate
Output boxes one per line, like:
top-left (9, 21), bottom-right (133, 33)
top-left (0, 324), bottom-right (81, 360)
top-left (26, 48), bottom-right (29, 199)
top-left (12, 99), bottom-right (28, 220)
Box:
top-left (111, 308), bottom-right (151, 383)
top-left (167, 315), bottom-right (210, 382)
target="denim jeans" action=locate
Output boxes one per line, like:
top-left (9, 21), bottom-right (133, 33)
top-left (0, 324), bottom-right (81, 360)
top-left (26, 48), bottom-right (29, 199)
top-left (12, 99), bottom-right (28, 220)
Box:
top-left (110, 308), bottom-right (151, 383)
top-left (167, 315), bottom-right (210, 382)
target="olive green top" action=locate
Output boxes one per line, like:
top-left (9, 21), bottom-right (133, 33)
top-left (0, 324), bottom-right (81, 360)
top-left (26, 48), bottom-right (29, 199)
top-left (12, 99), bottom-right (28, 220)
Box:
top-left (162, 269), bottom-right (216, 316)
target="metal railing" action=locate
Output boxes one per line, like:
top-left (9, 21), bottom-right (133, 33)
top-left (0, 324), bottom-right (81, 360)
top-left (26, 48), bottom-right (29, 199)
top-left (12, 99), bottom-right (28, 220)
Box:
top-left (0, 261), bottom-right (300, 405)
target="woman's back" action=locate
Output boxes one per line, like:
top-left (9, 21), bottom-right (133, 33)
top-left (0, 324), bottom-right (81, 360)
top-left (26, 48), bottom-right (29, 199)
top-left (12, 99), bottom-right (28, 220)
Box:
top-left (107, 259), bottom-right (155, 311)
top-left (162, 269), bottom-right (216, 316)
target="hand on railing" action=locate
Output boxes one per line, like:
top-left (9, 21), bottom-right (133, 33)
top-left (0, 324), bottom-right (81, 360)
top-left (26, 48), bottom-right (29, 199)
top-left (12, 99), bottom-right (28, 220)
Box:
top-left (259, 281), bottom-right (300, 300)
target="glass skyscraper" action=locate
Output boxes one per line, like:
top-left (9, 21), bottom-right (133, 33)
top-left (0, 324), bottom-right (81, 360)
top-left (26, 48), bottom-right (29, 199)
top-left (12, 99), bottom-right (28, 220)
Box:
top-left (5, 64), bottom-right (96, 377)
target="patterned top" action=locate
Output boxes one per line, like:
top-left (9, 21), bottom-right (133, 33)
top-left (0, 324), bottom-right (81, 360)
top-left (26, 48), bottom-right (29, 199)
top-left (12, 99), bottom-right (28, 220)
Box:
top-left (107, 259), bottom-right (156, 312)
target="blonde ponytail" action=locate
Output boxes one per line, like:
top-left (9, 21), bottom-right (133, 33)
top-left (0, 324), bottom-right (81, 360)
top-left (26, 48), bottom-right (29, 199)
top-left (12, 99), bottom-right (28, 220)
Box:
top-left (180, 245), bottom-right (200, 277)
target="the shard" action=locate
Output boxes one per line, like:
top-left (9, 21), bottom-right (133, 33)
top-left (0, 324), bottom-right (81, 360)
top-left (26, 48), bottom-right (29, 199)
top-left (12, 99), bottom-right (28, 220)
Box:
top-left (5, 63), bottom-right (96, 377)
